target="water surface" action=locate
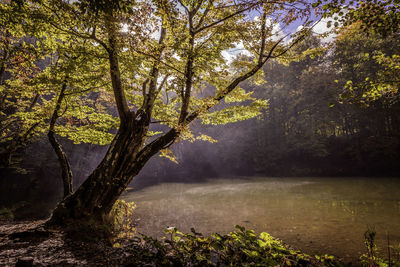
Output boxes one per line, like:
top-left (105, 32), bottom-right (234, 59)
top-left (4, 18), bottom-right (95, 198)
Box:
top-left (122, 177), bottom-right (400, 262)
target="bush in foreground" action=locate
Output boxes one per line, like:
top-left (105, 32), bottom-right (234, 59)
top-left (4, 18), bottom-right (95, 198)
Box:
top-left (121, 225), bottom-right (344, 267)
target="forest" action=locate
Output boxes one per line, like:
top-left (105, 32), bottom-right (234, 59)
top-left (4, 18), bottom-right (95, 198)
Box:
top-left (0, 0), bottom-right (399, 266)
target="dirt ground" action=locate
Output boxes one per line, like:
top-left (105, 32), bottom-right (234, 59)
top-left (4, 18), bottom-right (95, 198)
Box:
top-left (0, 220), bottom-right (138, 266)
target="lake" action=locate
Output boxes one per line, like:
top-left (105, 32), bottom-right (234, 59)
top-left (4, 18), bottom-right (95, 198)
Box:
top-left (122, 177), bottom-right (400, 262)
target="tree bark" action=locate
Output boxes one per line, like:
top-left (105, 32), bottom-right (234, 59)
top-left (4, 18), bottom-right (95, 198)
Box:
top-left (48, 132), bottom-right (73, 197)
top-left (48, 122), bottom-right (178, 225)
top-left (48, 80), bottom-right (73, 197)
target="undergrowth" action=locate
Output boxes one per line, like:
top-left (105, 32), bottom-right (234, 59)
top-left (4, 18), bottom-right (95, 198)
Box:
top-left (61, 200), bottom-right (137, 243)
top-left (122, 225), bottom-right (345, 267)
top-left (52, 200), bottom-right (400, 266)
top-left (360, 227), bottom-right (400, 267)
top-left (107, 199), bottom-right (136, 246)
top-left (109, 205), bottom-right (399, 266)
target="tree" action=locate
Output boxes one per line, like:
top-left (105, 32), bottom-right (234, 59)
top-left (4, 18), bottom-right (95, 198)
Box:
top-left (217, 29), bottom-right (400, 177)
top-left (1, 1), bottom-right (117, 197)
top-left (43, 44), bottom-right (116, 197)
top-left (315, 0), bottom-right (400, 102)
top-left (0, 2), bottom-right (48, 168)
top-left (332, 22), bottom-right (400, 137)
top-left (8, 0), bottom-right (316, 225)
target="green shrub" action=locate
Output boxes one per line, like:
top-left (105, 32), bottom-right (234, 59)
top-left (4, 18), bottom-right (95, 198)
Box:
top-left (360, 228), bottom-right (400, 267)
top-left (107, 200), bottom-right (136, 246)
top-left (126, 225), bottom-right (343, 266)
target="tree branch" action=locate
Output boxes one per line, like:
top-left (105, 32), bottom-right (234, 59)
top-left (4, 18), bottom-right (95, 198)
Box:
top-left (258, 12), bottom-right (267, 64)
top-left (136, 50), bottom-right (185, 75)
top-left (178, 14), bottom-right (195, 124)
top-left (157, 74), bottom-right (170, 94)
top-left (176, 0), bottom-right (190, 15)
top-left (195, 1), bottom-right (213, 30)
top-left (194, 2), bottom-right (258, 34)
top-left (48, 79), bottom-right (73, 197)
top-left (184, 29), bottom-right (306, 125)
top-left (138, 25), bottom-right (167, 124)
top-left (106, 17), bottom-right (131, 123)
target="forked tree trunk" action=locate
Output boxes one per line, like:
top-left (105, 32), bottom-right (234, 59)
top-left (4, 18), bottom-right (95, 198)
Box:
top-left (48, 117), bottom-right (178, 225)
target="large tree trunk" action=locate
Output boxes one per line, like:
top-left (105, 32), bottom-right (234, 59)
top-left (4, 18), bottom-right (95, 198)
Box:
top-left (48, 119), bottom-right (178, 225)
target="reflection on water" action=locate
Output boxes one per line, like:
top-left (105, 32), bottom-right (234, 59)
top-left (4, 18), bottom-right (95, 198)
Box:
top-left (122, 177), bottom-right (400, 262)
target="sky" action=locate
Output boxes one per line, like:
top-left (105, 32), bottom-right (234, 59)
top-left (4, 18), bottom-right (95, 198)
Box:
top-left (120, 2), bottom-right (338, 64)
top-left (221, 11), bottom-right (337, 63)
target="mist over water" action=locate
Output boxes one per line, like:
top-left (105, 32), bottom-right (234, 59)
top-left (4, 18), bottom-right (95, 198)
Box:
top-left (123, 177), bottom-right (400, 262)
